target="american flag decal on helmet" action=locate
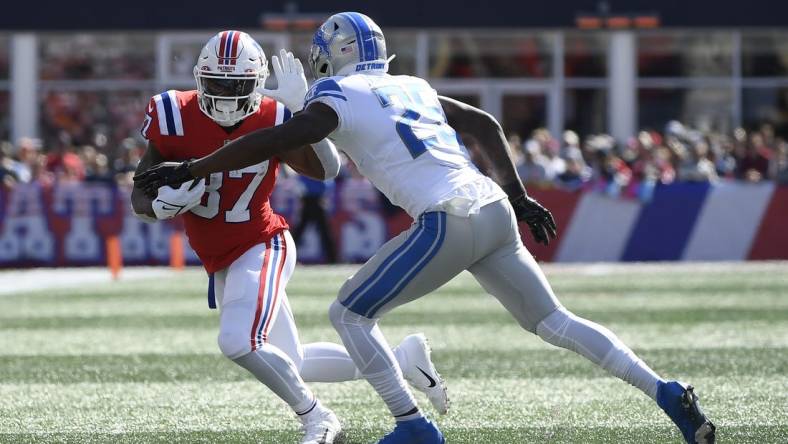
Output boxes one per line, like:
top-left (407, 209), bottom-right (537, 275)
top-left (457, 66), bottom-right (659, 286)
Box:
top-left (217, 31), bottom-right (242, 66)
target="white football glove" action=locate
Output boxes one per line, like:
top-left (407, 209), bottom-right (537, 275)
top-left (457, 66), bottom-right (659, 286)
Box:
top-left (152, 179), bottom-right (206, 220)
top-left (259, 49), bottom-right (308, 113)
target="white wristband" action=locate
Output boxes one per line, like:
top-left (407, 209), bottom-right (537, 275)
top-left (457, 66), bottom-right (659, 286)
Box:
top-left (312, 139), bottom-right (340, 180)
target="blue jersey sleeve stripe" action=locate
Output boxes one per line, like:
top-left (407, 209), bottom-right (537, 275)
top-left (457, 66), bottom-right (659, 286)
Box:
top-left (305, 79), bottom-right (347, 105)
top-left (306, 92), bottom-right (348, 104)
top-left (166, 90), bottom-right (184, 136)
top-left (153, 94), bottom-right (168, 135)
top-left (312, 78), bottom-right (343, 95)
top-left (160, 92), bottom-right (177, 136)
top-left (284, 108), bottom-right (292, 122)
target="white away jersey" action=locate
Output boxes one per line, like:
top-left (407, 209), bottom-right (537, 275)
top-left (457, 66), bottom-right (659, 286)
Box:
top-left (304, 71), bottom-right (505, 218)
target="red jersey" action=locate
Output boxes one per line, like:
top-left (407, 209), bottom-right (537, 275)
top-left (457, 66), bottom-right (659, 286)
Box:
top-left (142, 90), bottom-right (290, 273)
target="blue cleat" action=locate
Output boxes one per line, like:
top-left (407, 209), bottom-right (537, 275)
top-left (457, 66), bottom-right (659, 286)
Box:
top-left (377, 417), bottom-right (445, 444)
top-left (657, 381), bottom-right (716, 443)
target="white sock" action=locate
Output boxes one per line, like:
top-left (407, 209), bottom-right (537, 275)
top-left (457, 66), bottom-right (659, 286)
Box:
top-left (300, 342), bottom-right (362, 382)
top-left (329, 301), bottom-right (419, 418)
top-left (299, 342), bottom-right (409, 383)
top-left (233, 343), bottom-right (316, 414)
top-left (536, 307), bottom-right (664, 400)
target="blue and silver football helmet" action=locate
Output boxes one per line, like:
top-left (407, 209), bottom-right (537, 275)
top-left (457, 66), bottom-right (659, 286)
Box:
top-left (309, 12), bottom-right (387, 78)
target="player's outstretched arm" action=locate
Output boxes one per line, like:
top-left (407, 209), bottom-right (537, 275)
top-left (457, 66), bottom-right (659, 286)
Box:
top-left (438, 95), bottom-right (557, 245)
top-left (190, 102), bottom-right (338, 177)
top-left (133, 103), bottom-right (340, 194)
top-left (131, 142), bottom-right (165, 218)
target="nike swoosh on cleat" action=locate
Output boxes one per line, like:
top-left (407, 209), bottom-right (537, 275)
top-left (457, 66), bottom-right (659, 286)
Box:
top-left (416, 366), bottom-right (437, 388)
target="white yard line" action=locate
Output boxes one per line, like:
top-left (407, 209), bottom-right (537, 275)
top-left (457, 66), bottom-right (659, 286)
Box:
top-left (0, 261), bottom-right (785, 296)
top-left (540, 260), bottom-right (788, 275)
top-left (0, 267), bottom-right (187, 296)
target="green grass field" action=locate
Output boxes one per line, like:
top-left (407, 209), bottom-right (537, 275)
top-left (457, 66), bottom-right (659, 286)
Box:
top-left (1, 262), bottom-right (786, 443)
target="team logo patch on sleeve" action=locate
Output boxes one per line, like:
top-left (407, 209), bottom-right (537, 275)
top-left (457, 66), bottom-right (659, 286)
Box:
top-left (304, 78), bottom-right (347, 107)
top-left (153, 90), bottom-right (185, 137)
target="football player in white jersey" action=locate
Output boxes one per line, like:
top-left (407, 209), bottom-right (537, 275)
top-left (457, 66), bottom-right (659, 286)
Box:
top-left (135, 12), bottom-right (715, 444)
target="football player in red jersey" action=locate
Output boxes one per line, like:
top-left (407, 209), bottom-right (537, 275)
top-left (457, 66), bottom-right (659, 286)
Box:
top-left (130, 31), bottom-right (448, 444)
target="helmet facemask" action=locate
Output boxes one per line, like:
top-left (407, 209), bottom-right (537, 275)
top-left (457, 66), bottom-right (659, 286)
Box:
top-left (309, 29), bottom-right (335, 79)
top-left (194, 71), bottom-right (265, 126)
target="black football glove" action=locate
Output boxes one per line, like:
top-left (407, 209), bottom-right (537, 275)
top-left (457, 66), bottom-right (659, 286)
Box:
top-left (133, 161), bottom-right (195, 198)
top-left (509, 193), bottom-right (557, 246)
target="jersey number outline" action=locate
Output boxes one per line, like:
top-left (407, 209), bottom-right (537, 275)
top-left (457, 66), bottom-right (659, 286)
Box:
top-left (190, 161), bottom-right (269, 223)
top-left (373, 84), bottom-right (461, 159)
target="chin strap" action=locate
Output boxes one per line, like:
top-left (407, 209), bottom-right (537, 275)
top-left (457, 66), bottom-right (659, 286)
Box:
top-left (207, 94), bottom-right (261, 126)
top-left (214, 118), bottom-right (240, 127)
top-left (212, 99), bottom-right (242, 126)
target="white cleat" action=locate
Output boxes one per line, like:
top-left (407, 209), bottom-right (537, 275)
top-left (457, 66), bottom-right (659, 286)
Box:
top-left (298, 402), bottom-right (341, 444)
top-left (398, 333), bottom-right (450, 415)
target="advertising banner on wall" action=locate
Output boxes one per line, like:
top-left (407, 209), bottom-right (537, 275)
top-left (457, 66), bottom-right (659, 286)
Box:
top-left (0, 180), bottom-right (785, 268)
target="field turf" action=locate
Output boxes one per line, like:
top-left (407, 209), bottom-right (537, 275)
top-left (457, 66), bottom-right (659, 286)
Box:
top-left (1, 262), bottom-right (786, 443)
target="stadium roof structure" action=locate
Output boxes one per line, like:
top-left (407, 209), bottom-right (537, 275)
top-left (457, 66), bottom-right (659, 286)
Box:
top-left (6, 0), bottom-right (788, 30)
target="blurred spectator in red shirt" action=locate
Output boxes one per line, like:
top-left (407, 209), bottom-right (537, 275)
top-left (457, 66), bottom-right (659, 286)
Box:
top-left (736, 132), bottom-right (772, 181)
top-left (46, 133), bottom-right (86, 182)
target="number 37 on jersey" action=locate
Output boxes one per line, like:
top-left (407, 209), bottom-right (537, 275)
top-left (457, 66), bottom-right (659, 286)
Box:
top-left (191, 160), bottom-right (270, 223)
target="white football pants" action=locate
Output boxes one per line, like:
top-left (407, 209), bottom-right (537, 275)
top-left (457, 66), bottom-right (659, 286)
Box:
top-left (330, 198), bottom-right (662, 419)
top-left (212, 230), bottom-right (365, 413)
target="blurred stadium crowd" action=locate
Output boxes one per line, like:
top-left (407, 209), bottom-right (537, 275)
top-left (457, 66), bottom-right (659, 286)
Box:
top-left (2, 117), bottom-right (786, 200)
top-left (493, 121), bottom-right (788, 200)
top-left (1, 30), bottom-right (787, 198)
top-left (3, 27), bottom-right (787, 198)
